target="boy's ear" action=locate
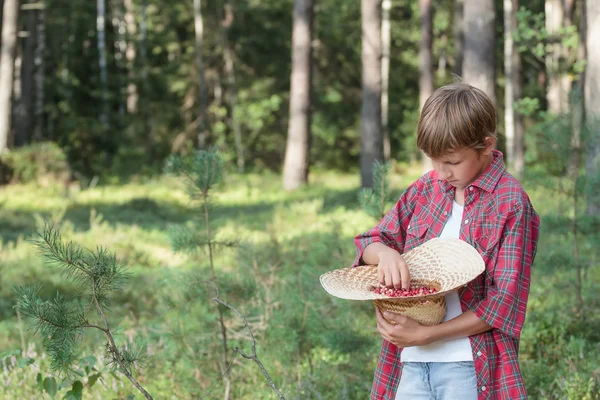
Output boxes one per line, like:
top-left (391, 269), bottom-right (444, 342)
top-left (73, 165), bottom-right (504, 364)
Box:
top-left (482, 136), bottom-right (496, 155)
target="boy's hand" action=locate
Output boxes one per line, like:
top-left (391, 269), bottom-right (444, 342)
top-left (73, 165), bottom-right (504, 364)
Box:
top-left (377, 248), bottom-right (410, 289)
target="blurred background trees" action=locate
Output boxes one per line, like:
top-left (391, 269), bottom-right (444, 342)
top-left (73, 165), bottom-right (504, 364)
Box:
top-left (0, 0), bottom-right (590, 193)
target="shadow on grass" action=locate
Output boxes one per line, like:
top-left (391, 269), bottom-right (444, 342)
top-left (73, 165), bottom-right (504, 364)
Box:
top-left (0, 186), bottom-right (365, 244)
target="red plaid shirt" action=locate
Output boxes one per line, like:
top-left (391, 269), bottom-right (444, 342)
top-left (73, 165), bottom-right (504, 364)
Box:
top-left (352, 150), bottom-right (540, 400)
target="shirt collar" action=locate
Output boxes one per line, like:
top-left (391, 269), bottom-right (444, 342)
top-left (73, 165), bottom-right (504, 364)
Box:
top-left (435, 149), bottom-right (506, 194)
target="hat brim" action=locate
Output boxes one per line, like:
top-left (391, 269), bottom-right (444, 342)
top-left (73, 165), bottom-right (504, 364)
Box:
top-left (320, 238), bottom-right (485, 301)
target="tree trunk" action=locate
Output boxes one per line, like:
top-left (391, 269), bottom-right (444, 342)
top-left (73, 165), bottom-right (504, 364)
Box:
top-left (360, 0), bottom-right (382, 188)
top-left (97, 0), bottom-right (108, 127)
top-left (220, 1), bottom-right (244, 173)
top-left (33, 1), bottom-right (44, 141)
top-left (97, 0), bottom-right (112, 167)
top-left (453, 0), bottom-right (464, 76)
top-left (512, 0), bottom-right (525, 176)
top-left (14, 3), bottom-right (36, 147)
top-left (504, 0), bottom-right (515, 170)
top-left (111, 0), bottom-right (126, 120)
top-left (124, 0), bottom-right (137, 113)
top-left (282, 0), bottom-right (313, 191)
top-left (546, 0), bottom-right (569, 114)
top-left (463, 0), bottom-right (496, 104)
top-left (419, 0), bottom-right (433, 173)
top-left (193, 0), bottom-right (208, 149)
top-left (11, 16), bottom-right (20, 149)
top-left (585, 0), bottom-right (600, 215)
top-left (381, 0), bottom-right (391, 161)
top-left (140, 0), bottom-right (151, 160)
top-left (0, 0), bottom-right (19, 153)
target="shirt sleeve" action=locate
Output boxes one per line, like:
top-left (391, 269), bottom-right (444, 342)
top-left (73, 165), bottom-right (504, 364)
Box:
top-left (350, 178), bottom-right (423, 268)
top-left (471, 199), bottom-right (540, 338)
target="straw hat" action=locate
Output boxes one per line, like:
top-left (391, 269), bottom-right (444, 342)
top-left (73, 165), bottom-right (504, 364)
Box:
top-left (319, 238), bottom-right (485, 326)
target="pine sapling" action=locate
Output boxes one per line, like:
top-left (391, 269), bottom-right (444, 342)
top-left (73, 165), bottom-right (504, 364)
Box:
top-left (359, 160), bottom-right (393, 220)
top-left (14, 223), bottom-right (153, 400)
top-left (166, 149), bottom-right (284, 399)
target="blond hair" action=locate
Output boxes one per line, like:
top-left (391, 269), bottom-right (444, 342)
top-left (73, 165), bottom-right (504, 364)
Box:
top-left (416, 82), bottom-right (496, 158)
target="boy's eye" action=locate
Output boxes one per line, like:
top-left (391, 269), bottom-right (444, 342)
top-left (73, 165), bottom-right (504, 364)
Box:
top-left (446, 161), bottom-right (460, 165)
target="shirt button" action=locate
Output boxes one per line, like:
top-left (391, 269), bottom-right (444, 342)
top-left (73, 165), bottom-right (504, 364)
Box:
top-left (464, 219), bottom-right (469, 224)
top-left (476, 351), bottom-right (482, 357)
top-left (469, 186), bottom-right (474, 191)
top-left (443, 211), bottom-right (448, 215)
top-left (408, 225), bottom-right (411, 229)
top-left (481, 386), bottom-right (487, 392)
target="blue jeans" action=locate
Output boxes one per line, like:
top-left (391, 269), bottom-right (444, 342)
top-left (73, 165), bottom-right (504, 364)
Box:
top-left (395, 362), bottom-right (478, 400)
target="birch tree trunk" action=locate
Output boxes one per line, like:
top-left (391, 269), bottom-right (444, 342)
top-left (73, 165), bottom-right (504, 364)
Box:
top-left (0, 0), bottom-right (19, 152)
top-left (546, 0), bottom-right (569, 114)
top-left (420, 0), bottom-right (433, 173)
top-left (14, 3), bottom-right (36, 147)
top-left (282, 0), bottom-right (313, 191)
top-left (511, 0), bottom-right (524, 176)
top-left (463, 0), bottom-right (496, 103)
top-left (381, 0), bottom-right (391, 161)
top-left (585, 0), bottom-right (600, 215)
top-left (140, 0), bottom-right (151, 159)
top-left (33, 1), bottom-right (44, 141)
top-left (220, 1), bottom-right (244, 172)
top-left (193, 0), bottom-right (208, 149)
top-left (124, 0), bottom-right (137, 113)
top-left (504, 0), bottom-right (515, 170)
top-left (360, 0), bottom-right (382, 188)
top-left (97, 0), bottom-right (109, 127)
top-left (453, 0), bottom-right (464, 76)
top-left (111, 0), bottom-right (126, 120)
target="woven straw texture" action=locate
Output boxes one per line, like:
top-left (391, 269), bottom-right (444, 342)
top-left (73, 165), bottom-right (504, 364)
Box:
top-left (374, 294), bottom-right (446, 326)
top-left (319, 238), bottom-right (485, 325)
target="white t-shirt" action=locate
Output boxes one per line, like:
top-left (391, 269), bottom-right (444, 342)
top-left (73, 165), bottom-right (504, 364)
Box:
top-left (400, 200), bottom-right (474, 362)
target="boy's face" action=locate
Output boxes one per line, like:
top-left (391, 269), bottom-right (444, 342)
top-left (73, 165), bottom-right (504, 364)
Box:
top-left (431, 139), bottom-right (495, 190)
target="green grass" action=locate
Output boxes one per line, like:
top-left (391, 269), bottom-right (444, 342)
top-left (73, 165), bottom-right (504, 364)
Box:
top-left (0, 167), bottom-right (598, 399)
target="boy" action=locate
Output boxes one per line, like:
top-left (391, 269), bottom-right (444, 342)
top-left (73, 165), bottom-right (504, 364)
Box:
top-left (352, 83), bottom-right (540, 400)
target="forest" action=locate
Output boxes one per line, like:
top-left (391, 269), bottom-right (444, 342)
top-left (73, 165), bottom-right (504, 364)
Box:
top-left (0, 0), bottom-right (598, 398)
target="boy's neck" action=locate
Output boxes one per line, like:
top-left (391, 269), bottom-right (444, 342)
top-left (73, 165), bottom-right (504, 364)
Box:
top-left (454, 189), bottom-right (465, 205)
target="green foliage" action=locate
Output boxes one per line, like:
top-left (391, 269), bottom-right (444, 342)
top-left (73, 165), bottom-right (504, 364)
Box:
top-left (14, 286), bottom-right (84, 375)
top-left (514, 7), bottom-right (583, 76)
top-left (13, 223), bottom-right (151, 397)
top-left (0, 142), bottom-right (69, 184)
top-left (0, 166), bottom-right (598, 398)
top-left (165, 148), bottom-right (224, 198)
top-left (359, 160), bottom-right (393, 220)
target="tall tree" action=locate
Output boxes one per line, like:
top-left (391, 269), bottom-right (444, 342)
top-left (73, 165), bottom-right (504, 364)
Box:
top-left (97, 0), bottom-right (109, 127)
top-left (419, 0), bottom-right (433, 172)
top-left (463, 0), bottom-right (496, 103)
top-left (381, 0), bottom-right (391, 161)
top-left (453, 0), bottom-right (464, 76)
top-left (220, 1), bottom-right (244, 173)
top-left (282, 0), bottom-right (313, 191)
top-left (33, 0), bottom-right (44, 141)
top-left (14, 3), bottom-right (36, 147)
top-left (360, 0), bottom-right (383, 188)
top-left (124, 0), bottom-right (137, 114)
top-left (511, 0), bottom-right (525, 176)
top-left (193, 0), bottom-right (208, 149)
top-left (504, 0), bottom-right (524, 174)
top-left (585, 0), bottom-right (599, 215)
top-left (546, 0), bottom-right (569, 114)
top-left (0, 0), bottom-right (19, 153)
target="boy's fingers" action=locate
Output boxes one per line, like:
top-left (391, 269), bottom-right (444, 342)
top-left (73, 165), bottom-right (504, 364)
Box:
top-left (391, 268), bottom-right (402, 289)
top-left (384, 270), bottom-right (392, 287)
top-left (399, 261), bottom-right (410, 289)
top-left (377, 266), bottom-right (384, 286)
